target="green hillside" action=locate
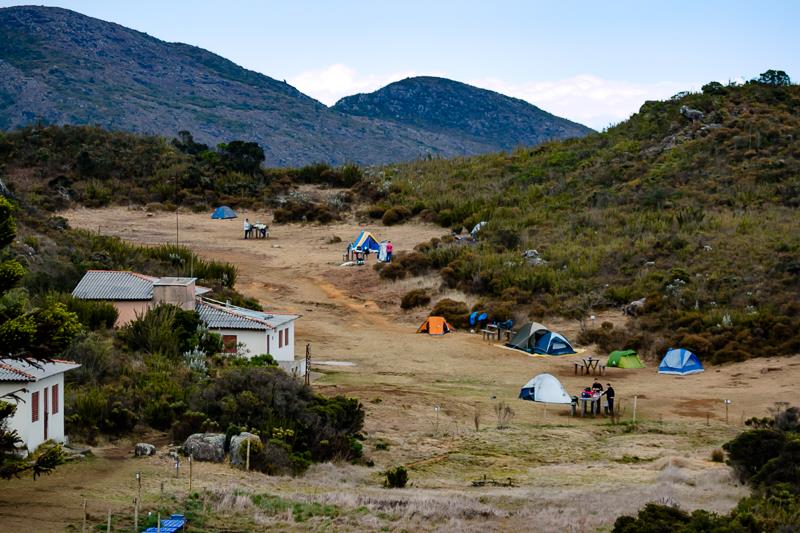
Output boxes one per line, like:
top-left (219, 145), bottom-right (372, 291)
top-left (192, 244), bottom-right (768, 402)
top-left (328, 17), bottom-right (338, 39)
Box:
top-left (367, 75), bottom-right (800, 363)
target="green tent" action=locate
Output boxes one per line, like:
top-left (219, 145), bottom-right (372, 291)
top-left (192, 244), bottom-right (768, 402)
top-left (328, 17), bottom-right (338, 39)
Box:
top-left (607, 350), bottom-right (645, 369)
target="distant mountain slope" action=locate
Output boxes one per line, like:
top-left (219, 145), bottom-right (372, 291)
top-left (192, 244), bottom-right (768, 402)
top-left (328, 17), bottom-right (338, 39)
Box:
top-left (0, 7), bottom-right (591, 166)
top-left (333, 76), bottom-right (593, 149)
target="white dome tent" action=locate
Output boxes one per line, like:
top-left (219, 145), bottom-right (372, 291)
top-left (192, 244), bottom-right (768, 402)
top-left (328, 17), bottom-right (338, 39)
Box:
top-left (518, 373), bottom-right (572, 404)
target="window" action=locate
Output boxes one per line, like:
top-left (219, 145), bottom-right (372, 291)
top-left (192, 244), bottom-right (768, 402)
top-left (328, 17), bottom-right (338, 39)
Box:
top-left (284, 329), bottom-right (290, 346)
top-left (31, 391), bottom-right (40, 422)
top-left (222, 335), bottom-right (238, 354)
top-left (278, 329), bottom-right (283, 348)
top-left (52, 384), bottom-right (59, 414)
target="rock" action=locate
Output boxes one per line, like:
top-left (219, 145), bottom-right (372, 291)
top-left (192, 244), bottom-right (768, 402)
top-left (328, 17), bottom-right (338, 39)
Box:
top-left (624, 298), bottom-right (646, 317)
top-left (229, 432), bottom-right (260, 467)
top-left (183, 433), bottom-right (225, 462)
top-left (680, 105), bottom-right (704, 121)
top-left (522, 249), bottom-right (547, 265)
top-left (134, 443), bottom-right (156, 457)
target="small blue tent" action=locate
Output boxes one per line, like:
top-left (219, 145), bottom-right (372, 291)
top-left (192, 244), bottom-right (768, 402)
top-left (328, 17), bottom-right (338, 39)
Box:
top-left (353, 231), bottom-right (381, 252)
top-left (534, 331), bottom-right (576, 355)
top-left (211, 206), bottom-right (237, 219)
top-left (659, 348), bottom-right (704, 375)
top-left (469, 311), bottom-right (489, 327)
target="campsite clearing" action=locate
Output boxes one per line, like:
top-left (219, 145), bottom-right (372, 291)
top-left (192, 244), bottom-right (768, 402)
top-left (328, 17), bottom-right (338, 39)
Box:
top-left (3, 206), bottom-right (797, 531)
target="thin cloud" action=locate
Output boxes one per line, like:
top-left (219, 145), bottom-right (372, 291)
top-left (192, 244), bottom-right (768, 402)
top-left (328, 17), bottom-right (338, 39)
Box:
top-left (288, 64), bottom-right (424, 106)
top-left (469, 75), bottom-right (696, 130)
top-left (290, 64), bottom-right (697, 130)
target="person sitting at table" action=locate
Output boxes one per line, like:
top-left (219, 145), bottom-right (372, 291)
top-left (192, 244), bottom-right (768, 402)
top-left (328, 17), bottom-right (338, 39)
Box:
top-left (580, 387), bottom-right (592, 399)
top-left (259, 224), bottom-right (268, 238)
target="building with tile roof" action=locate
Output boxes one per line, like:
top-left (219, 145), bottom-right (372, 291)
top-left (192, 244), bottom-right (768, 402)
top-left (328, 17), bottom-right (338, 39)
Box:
top-left (0, 359), bottom-right (80, 452)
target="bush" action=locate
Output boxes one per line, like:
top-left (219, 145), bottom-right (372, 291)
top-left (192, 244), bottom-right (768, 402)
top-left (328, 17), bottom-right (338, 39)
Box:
top-left (723, 429), bottom-right (789, 483)
top-left (384, 466), bottom-right (408, 488)
top-left (431, 298), bottom-right (470, 329)
top-left (400, 289), bottom-right (431, 310)
top-left (382, 206), bottom-right (412, 226)
top-left (711, 448), bottom-right (724, 462)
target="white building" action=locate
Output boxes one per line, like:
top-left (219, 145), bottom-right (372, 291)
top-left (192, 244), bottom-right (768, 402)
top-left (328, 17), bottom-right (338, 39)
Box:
top-left (196, 299), bottom-right (302, 374)
top-left (0, 359), bottom-right (80, 452)
top-left (72, 270), bottom-right (303, 373)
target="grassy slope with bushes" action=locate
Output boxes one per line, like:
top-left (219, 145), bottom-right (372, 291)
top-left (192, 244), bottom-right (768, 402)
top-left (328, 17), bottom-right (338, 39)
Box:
top-left (367, 79), bottom-right (800, 363)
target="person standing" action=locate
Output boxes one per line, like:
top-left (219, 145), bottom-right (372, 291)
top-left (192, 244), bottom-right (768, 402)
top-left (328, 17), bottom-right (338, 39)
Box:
top-left (591, 380), bottom-right (604, 414)
top-left (243, 218), bottom-right (251, 239)
top-left (604, 383), bottom-right (615, 416)
top-left (386, 240), bottom-right (394, 262)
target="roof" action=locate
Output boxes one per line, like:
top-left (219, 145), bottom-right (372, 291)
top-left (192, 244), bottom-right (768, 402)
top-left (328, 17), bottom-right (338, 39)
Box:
top-left (154, 277), bottom-right (195, 286)
top-left (0, 359), bottom-right (81, 382)
top-left (72, 270), bottom-right (157, 300)
top-left (196, 299), bottom-right (299, 331)
top-left (72, 270), bottom-right (210, 300)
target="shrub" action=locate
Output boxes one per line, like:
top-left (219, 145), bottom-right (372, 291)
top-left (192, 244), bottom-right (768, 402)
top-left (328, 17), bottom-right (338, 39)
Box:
top-left (723, 429), bottom-right (788, 483)
top-left (401, 289), bottom-right (431, 310)
top-left (711, 448), bottom-right (724, 462)
top-left (378, 262), bottom-right (407, 280)
top-left (384, 466), bottom-right (408, 488)
top-left (382, 206), bottom-right (412, 226)
top-left (431, 298), bottom-right (470, 329)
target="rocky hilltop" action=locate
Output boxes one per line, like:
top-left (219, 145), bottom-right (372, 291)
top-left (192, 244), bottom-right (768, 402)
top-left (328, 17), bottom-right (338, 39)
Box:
top-left (0, 6), bottom-right (591, 166)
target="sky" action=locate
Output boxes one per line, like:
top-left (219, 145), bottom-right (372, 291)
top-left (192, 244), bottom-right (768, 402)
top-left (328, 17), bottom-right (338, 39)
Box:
top-left (1, 1), bottom-right (797, 129)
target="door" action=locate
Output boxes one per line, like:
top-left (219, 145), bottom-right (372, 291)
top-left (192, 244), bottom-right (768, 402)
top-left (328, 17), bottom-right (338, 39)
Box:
top-left (43, 386), bottom-right (49, 441)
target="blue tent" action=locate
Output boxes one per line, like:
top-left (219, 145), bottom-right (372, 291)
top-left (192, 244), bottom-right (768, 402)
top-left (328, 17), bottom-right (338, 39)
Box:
top-left (469, 311), bottom-right (489, 327)
top-left (353, 231), bottom-right (381, 252)
top-left (659, 348), bottom-right (704, 375)
top-left (534, 331), bottom-right (576, 355)
top-left (211, 206), bottom-right (237, 219)
top-left (506, 322), bottom-right (576, 355)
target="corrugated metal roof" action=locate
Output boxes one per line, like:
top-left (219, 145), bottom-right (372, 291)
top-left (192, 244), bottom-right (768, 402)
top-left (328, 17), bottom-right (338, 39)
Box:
top-left (0, 359), bottom-right (81, 382)
top-left (196, 300), bottom-right (299, 331)
top-left (72, 270), bottom-right (157, 300)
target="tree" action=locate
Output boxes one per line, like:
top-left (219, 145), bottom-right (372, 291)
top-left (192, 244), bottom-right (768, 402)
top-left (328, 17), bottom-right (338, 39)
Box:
top-left (756, 69), bottom-right (792, 86)
top-left (0, 196), bottom-right (81, 479)
top-left (217, 140), bottom-right (265, 175)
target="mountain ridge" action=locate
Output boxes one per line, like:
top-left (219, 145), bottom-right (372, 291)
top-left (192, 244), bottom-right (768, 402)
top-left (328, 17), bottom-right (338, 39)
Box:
top-left (0, 5), bottom-right (591, 166)
top-left (334, 76), bottom-right (593, 150)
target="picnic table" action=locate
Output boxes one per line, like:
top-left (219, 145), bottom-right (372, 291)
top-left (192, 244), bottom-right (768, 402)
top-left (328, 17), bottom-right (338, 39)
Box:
top-left (573, 357), bottom-right (605, 376)
top-left (579, 394), bottom-right (603, 417)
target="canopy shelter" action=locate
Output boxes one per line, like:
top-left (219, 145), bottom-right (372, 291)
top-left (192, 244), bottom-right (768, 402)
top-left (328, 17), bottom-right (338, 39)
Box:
top-left (417, 316), bottom-right (453, 335)
top-left (506, 322), bottom-right (576, 355)
top-left (519, 373), bottom-right (573, 404)
top-left (607, 349), bottom-right (645, 369)
top-left (211, 205), bottom-right (237, 219)
top-left (352, 231), bottom-right (381, 253)
top-left (659, 348), bottom-right (704, 375)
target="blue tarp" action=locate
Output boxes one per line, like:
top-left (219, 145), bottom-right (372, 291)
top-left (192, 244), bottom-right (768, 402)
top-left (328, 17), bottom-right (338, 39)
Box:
top-left (659, 348), bottom-right (704, 375)
top-left (211, 206), bottom-right (237, 219)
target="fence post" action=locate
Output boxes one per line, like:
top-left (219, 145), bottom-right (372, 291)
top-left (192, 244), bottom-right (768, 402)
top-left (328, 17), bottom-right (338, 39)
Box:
top-left (246, 439), bottom-right (251, 472)
top-left (632, 395), bottom-right (638, 424)
top-left (82, 499), bottom-right (87, 533)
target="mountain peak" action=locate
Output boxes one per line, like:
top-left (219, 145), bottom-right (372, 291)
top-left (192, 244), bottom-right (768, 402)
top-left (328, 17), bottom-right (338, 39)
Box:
top-left (1, 6), bottom-right (592, 165)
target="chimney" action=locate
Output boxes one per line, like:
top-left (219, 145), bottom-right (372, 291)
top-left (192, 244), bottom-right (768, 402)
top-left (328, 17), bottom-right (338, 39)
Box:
top-left (153, 277), bottom-right (196, 310)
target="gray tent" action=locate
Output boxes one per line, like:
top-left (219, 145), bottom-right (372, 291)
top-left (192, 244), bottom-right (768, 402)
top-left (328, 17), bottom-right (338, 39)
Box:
top-left (507, 322), bottom-right (549, 352)
top-left (507, 322), bottom-right (577, 355)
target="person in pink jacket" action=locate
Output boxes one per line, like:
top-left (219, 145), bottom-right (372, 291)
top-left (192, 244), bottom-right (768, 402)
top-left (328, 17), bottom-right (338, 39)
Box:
top-left (386, 241), bottom-right (394, 261)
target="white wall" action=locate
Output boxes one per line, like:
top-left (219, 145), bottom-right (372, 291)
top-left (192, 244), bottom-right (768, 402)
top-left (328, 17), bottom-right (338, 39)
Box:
top-left (0, 373), bottom-right (66, 452)
top-left (210, 322), bottom-right (296, 362)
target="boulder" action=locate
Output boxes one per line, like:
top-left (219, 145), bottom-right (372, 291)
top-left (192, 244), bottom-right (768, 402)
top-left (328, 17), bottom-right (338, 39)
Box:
top-left (183, 433), bottom-right (225, 462)
top-left (229, 432), bottom-right (260, 467)
top-left (624, 298), bottom-right (646, 317)
top-left (134, 443), bottom-right (156, 457)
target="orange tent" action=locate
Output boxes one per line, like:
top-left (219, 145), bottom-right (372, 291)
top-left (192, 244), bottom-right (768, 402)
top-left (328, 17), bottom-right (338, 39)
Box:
top-left (417, 316), bottom-right (453, 335)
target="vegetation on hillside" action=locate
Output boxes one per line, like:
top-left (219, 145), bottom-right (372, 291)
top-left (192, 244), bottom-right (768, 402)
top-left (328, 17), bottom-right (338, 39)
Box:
top-left (365, 74), bottom-right (800, 363)
top-left (614, 405), bottom-right (800, 531)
